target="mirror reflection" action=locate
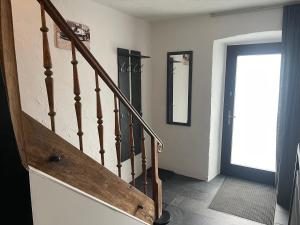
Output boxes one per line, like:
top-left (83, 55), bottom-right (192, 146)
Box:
top-left (167, 51), bottom-right (192, 126)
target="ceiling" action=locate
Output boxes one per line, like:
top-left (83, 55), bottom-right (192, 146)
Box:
top-left (93, 0), bottom-right (295, 21)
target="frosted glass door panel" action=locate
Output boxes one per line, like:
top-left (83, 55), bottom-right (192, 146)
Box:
top-left (230, 54), bottom-right (281, 172)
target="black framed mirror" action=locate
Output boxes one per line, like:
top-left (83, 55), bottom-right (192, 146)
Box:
top-left (167, 51), bottom-right (193, 126)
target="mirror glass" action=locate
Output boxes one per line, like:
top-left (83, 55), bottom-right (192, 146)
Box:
top-left (167, 51), bottom-right (192, 126)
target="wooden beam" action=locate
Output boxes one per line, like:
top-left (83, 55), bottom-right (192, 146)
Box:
top-left (0, 0), bottom-right (27, 168)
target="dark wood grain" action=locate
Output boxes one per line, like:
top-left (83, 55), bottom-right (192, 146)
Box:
top-left (151, 137), bottom-right (163, 219)
top-left (95, 72), bottom-right (104, 165)
top-left (40, 2), bottom-right (56, 132)
top-left (71, 41), bottom-right (83, 152)
top-left (141, 128), bottom-right (147, 194)
top-left (114, 95), bottom-right (122, 177)
top-left (129, 113), bottom-right (135, 186)
top-left (22, 112), bottom-right (155, 224)
top-left (0, 0), bottom-right (27, 168)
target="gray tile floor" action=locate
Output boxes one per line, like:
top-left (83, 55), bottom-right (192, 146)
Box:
top-left (135, 170), bottom-right (289, 225)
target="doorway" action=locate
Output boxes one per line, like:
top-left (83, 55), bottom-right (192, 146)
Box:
top-left (221, 43), bottom-right (281, 185)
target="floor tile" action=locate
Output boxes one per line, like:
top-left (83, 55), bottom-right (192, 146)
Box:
top-left (135, 171), bottom-right (286, 225)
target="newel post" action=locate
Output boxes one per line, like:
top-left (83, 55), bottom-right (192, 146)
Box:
top-left (151, 137), bottom-right (163, 219)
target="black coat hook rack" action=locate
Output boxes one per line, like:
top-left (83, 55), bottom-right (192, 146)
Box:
top-left (117, 48), bottom-right (149, 162)
top-left (118, 52), bottom-right (151, 59)
top-left (118, 49), bottom-right (150, 73)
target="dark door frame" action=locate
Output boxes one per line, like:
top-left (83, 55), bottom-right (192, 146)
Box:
top-left (221, 42), bottom-right (281, 185)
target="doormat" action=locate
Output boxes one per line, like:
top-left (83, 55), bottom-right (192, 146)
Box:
top-left (209, 177), bottom-right (276, 225)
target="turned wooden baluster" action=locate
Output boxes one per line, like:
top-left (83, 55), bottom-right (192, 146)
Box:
top-left (141, 127), bottom-right (147, 194)
top-left (151, 137), bottom-right (163, 219)
top-left (129, 113), bottom-right (135, 186)
top-left (114, 95), bottom-right (122, 177)
top-left (40, 2), bottom-right (56, 132)
top-left (71, 41), bottom-right (83, 152)
top-left (95, 72), bottom-right (105, 165)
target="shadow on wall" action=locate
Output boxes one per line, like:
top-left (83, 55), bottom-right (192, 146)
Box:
top-left (0, 69), bottom-right (33, 225)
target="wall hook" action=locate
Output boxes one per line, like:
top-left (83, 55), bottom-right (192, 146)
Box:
top-left (139, 64), bottom-right (144, 73)
top-left (132, 64), bottom-right (138, 73)
top-left (119, 61), bottom-right (126, 72)
top-left (126, 65), bottom-right (131, 73)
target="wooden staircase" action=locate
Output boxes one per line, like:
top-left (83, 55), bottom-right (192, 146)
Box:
top-left (0, 0), bottom-right (167, 224)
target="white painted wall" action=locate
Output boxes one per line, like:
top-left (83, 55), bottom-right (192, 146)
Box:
top-left (11, 0), bottom-right (153, 183)
top-left (29, 167), bottom-right (147, 225)
top-left (151, 9), bottom-right (283, 180)
top-left (11, 0), bottom-right (284, 191)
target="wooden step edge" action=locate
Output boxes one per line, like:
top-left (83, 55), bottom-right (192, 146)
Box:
top-left (22, 112), bottom-right (155, 224)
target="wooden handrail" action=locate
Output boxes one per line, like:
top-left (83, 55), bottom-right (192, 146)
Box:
top-left (36, 0), bottom-right (163, 219)
top-left (36, 0), bottom-right (163, 147)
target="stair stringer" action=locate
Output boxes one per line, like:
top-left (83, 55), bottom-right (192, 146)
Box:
top-left (22, 112), bottom-right (155, 224)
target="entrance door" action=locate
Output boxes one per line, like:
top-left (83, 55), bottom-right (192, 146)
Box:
top-left (221, 43), bottom-right (281, 185)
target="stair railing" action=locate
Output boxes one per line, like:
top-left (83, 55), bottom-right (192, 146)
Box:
top-left (37, 0), bottom-right (163, 219)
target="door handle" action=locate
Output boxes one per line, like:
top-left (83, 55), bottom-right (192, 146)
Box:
top-left (228, 110), bottom-right (236, 125)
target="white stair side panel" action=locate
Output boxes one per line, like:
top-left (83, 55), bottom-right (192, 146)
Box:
top-left (29, 167), bottom-right (148, 225)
